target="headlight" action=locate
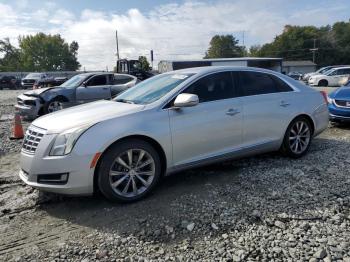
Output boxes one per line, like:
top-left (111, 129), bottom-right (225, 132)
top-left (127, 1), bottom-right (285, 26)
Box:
top-left (327, 96), bottom-right (334, 104)
top-left (49, 125), bottom-right (92, 156)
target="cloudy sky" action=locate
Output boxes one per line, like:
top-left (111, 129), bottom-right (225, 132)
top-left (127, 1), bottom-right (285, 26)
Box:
top-left (0, 0), bottom-right (349, 70)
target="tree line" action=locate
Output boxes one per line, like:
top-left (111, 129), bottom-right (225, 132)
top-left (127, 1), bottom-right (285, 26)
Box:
top-left (206, 20), bottom-right (350, 67)
top-left (0, 33), bottom-right (80, 71)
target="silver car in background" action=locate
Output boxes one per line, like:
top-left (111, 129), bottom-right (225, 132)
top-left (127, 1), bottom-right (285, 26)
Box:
top-left (19, 66), bottom-right (329, 202)
top-left (16, 72), bottom-right (138, 119)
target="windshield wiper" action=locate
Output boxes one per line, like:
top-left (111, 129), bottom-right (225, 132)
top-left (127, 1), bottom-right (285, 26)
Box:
top-left (115, 99), bottom-right (135, 104)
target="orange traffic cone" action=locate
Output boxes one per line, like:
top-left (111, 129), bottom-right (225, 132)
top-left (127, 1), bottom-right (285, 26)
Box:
top-left (10, 113), bottom-right (24, 140)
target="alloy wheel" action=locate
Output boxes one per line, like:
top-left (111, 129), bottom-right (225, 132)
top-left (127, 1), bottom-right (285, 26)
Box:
top-left (109, 149), bottom-right (155, 198)
top-left (48, 101), bottom-right (63, 112)
top-left (289, 120), bottom-right (311, 154)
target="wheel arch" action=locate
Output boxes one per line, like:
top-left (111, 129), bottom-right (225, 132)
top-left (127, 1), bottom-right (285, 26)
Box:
top-left (93, 134), bottom-right (167, 193)
top-left (288, 114), bottom-right (315, 136)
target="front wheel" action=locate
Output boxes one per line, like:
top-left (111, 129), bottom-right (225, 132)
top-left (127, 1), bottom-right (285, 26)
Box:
top-left (44, 97), bottom-right (65, 114)
top-left (281, 117), bottom-right (312, 158)
top-left (97, 139), bottom-right (162, 202)
top-left (318, 80), bottom-right (328, 87)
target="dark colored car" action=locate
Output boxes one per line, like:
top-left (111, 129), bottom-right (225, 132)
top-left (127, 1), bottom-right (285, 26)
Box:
top-left (21, 73), bottom-right (50, 89)
top-left (328, 81), bottom-right (350, 122)
top-left (0, 75), bottom-right (20, 90)
top-left (287, 72), bottom-right (303, 80)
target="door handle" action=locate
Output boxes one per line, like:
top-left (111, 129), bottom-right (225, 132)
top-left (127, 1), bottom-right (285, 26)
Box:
top-left (226, 108), bottom-right (240, 116)
top-left (280, 101), bottom-right (290, 107)
top-left (102, 87), bottom-right (109, 90)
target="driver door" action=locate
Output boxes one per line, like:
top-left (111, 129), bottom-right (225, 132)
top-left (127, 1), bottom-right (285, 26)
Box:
top-left (168, 71), bottom-right (243, 167)
top-left (76, 74), bottom-right (112, 103)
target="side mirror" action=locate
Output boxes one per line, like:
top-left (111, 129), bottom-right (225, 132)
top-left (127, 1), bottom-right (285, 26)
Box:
top-left (82, 81), bottom-right (87, 87)
top-left (173, 93), bottom-right (199, 108)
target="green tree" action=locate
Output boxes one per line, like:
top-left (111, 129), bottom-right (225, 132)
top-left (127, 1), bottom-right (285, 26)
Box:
top-left (205, 35), bottom-right (245, 58)
top-left (138, 56), bottom-right (151, 71)
top-left (0, 38), bottom-right (21, 71)
top-left (19, 33), bottom-right (80, 71)
top-left (249, 21), bottom-right (350, 66)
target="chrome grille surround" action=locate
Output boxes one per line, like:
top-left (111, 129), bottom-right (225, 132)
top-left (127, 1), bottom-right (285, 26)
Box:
top-left (22, 126), bottom-right (46, 154)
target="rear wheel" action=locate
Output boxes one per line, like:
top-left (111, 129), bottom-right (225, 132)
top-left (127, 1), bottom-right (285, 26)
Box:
top-left (318, 80), bottom-right (328, 87)
top-left (98, 139), bottom-right (162, 202)
top-left (281, 117), bottom-right (312, 158)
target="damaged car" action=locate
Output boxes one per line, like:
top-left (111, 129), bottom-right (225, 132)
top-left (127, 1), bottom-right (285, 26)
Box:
top-left (15, 72), bottom-right (138, 119)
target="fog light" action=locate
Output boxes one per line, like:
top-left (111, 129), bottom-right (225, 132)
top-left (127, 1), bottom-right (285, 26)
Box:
top-left (37, 173), bottom-right (69, 185)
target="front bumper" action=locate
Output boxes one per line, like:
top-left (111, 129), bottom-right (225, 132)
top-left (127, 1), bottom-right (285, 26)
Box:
top-left (308, 78), bottom-right (317, 86)
top-left (329, 103), bottom-right (350, 122)
top-left (15, 95), bottom-right (42, 119)
top-left (19, 130), bottom-right (95, 195)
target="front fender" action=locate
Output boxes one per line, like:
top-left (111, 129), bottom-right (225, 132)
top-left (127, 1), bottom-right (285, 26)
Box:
top-left (72, 109), bottom-right (173, 170)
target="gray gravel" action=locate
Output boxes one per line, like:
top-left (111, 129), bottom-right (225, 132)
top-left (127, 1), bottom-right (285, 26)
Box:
top-left (1, 90), bottom-right (350, 261)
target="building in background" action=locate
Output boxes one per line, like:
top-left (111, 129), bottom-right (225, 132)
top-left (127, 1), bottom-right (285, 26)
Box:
top-left (282, 60), bottom-right (316, 74)
top-left (158, 57), bottom-right (283, 73)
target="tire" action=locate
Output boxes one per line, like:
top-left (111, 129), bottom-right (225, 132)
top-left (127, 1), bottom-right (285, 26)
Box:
top-left (318, 80), bottom-right (328, 87)
top-left (281, 116), bottom-right (312, 158)
top-left (44, 97), bottom-right (66, 114)
top-left (97, 139), bottom-right (162, 202)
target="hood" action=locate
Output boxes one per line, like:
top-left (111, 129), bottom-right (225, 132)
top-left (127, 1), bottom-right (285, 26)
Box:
top-left (309, 74), bottom-right (326, 79)
top-left (32, 100), bottom-right (145, 134)
top-left (330, 86), bottom-right (350, 100)
top-left (23, 87), bottom-right (55, 97)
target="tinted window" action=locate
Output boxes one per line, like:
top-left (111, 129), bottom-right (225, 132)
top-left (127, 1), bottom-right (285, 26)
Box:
top-left (270, 75), bottom-right (293, 92)
top-left (184, 72), bottom-right (235, 103)
top-left (340, 68), bottom-right (350, 75)
top-left (238, 71), bottom-right (292, 96)
top-left (114, 75), bottom-right (133, 85)
top-left (87, 75), bottom-right (107, 86)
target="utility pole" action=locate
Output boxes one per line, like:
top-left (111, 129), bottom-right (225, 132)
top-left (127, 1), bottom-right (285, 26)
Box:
top-left (116, 30), bottom-right (120, 61)
top-left (310, 39), bottom-right (318, 64)
top-left (242, 31), bottom-right (245, 47)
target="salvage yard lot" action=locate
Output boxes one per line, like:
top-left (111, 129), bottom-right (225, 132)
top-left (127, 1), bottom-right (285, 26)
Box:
top-left (1, 89), bottom-right (350, 261)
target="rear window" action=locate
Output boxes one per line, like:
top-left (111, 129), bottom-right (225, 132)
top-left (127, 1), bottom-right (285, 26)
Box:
top-left (238, 71), bottom-right (292, 96)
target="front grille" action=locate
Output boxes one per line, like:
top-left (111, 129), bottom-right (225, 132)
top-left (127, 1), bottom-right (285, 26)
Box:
top-left (22, 127), bottom-right (45, 154)
top-left (334, 100), bottom-right (350, 108)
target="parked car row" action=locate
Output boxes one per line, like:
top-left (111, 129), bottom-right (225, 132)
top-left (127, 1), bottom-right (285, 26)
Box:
top-left (0, 73), bottom-right (71, 90)
top-left (285, 65), bottom-right (350, 87)
top-left (18, 66), bottom-right (329, 202)
top-left (15, 72), bottom-right (138, 119)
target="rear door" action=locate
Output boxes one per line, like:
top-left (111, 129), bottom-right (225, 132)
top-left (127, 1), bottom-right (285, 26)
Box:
top-left (76, 74), bottom-right (112, 102)
top-left (169, 71), bottom-right (243, 166)
top-left (237, 71), bottom-right (295, 148)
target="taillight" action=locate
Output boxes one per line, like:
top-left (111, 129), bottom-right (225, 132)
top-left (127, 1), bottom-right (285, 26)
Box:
top-left (320, 91), bottom-right (328, 105)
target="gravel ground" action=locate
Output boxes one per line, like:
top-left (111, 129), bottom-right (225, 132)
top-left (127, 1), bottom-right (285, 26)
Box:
top-left (1, 90), bottom-right (350, 262)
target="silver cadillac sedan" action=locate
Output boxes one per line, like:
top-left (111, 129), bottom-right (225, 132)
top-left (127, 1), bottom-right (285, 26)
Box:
top-left (19, 66), bottom-right (329, 202)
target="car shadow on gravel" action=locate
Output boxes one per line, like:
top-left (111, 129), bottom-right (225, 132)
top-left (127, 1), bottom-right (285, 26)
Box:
top-left (40, 137), bottom-right (350, 243)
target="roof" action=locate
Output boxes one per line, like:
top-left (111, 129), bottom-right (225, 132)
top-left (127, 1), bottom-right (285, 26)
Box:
top-left (282, 60), bottom-right (316, 67)
top-left (163, 66), bottom-right (281, 75)
top-left (159, 57), bottom-right (283, 63)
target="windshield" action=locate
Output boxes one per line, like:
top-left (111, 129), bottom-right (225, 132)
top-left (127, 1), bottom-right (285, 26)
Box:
top-left (114, 73), bottom-right (193, 104)
top-left (60, 74), bottom-right (90, 88)
top-left (25, 73), bottom-right (42, 79)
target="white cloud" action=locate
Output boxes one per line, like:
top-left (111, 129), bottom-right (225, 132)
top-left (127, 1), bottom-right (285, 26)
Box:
top-left (0, 1), bottom-right (349, 70)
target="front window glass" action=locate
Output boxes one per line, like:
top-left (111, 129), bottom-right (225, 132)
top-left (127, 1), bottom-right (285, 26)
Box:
top-left (87, 75), bottom-right (107, 86)
top-left (184, 72), bottom-right (235, 103)
top-left (115, 73), bottom-right (193, 104)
